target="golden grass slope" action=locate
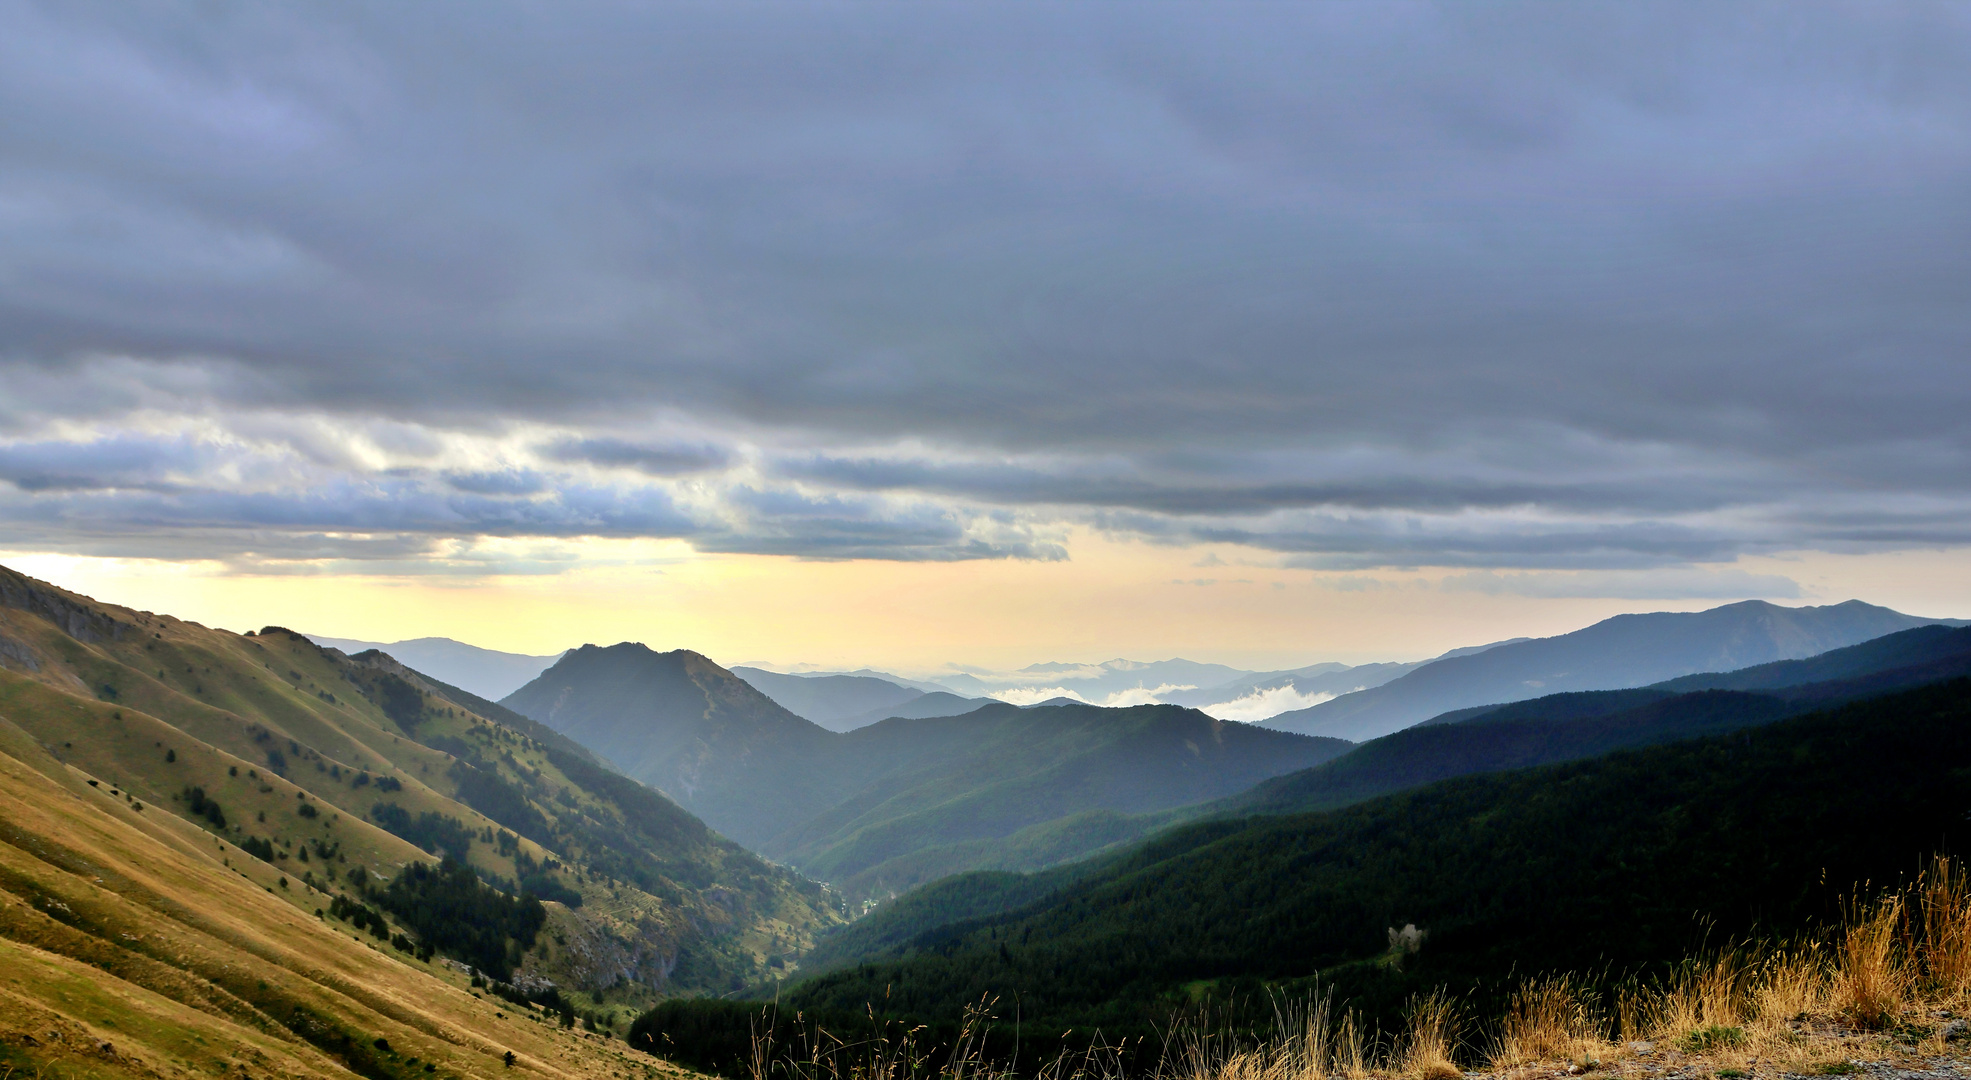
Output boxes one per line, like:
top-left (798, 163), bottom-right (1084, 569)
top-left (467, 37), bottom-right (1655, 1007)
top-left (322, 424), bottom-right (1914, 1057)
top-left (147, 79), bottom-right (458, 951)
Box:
top-left (0, 710), bottom-right (690, 1079)
top-left (0, 564), bottom-right (840, 1024)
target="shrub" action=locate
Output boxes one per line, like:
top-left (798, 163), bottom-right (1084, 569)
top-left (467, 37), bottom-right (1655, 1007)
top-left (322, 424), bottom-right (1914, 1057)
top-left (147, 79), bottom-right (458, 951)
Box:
top-left (1678, 1024), bottom-right (1745, 1052)
top-left (183, 786), bottom-right (226, 828)
top-left (369, 804), bottom-right (473, 858)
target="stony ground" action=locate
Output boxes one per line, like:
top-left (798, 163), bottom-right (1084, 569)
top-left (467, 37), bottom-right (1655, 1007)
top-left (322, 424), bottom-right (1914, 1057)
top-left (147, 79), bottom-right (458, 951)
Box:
top-left (1478, 1018), bottom-right (1971, 1080)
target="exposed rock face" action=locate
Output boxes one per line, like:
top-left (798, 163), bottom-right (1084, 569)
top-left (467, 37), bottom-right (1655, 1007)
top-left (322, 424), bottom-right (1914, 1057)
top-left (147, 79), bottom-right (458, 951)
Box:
top-left (529, 906), bottom-right (685, 993)
top-left (0, 629), bottom-right (42, 672)
top-left (0, 567), bottom-right (130, 645)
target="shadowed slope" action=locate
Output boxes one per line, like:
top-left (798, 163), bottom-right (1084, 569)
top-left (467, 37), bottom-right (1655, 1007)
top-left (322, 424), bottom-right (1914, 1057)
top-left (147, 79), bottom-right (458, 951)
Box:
top-left (781, 677), bottom-right (1971, 1039)
top-left (501, 646), bottom-right (1350, 900)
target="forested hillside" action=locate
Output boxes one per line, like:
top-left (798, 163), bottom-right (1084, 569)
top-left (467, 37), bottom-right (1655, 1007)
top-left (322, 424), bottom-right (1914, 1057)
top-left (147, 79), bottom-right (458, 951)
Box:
top-left (771, 678), bottom-right (1971, 1041)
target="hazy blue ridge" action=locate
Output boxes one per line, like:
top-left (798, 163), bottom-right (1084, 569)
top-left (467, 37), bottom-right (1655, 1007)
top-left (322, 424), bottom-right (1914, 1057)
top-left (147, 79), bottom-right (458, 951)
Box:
top-left (500, 643), bottom-right (1350, 899)
top-left (1260, 599), bottom-right (1957, 741)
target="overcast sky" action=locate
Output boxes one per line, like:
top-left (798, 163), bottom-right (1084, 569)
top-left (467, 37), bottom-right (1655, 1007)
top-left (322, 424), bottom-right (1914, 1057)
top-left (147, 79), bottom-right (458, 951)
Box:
top-left (3, 2), bottom-right (1969, 661)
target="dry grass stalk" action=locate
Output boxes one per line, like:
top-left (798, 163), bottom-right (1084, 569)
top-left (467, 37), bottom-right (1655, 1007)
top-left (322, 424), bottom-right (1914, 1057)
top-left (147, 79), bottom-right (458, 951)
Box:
top-left (1646, 951), bottom-right (1747, 1041)
top-left (1394, 990), bottom-right (1461, 1080)
top-left (1264, 991), bottom-right (1335, 1080)
top-left (1489, 974), bottom-right (1608, 1069)
top-left (1834, 890), bottom-right (1910, 1029)
top-left (1920, 854), bottom-right (1971, 1002)
top-left (1749, 944), bottom-right (1826, 1027)
top-left (1333, 1007), bottom-right (1370, 1080)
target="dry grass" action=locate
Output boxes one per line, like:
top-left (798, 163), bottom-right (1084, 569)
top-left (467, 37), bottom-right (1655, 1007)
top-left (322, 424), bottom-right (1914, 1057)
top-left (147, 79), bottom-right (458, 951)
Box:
top-left (1488, 974), bottom-right (1607, 1070)
top-left (1834, 891), bottom-right (1910, 1028)
top-left (1921, 855), bottom-right (1971, 1001)
top-left (1392, 992), bottom-right (1461, 1080)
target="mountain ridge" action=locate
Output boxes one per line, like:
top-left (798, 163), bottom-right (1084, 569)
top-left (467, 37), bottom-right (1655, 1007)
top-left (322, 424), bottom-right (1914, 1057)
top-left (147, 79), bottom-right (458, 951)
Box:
top-left (1260, 598), bottom-right (1961, 741)
top-left (500, 644), bottom-right (1351, 900)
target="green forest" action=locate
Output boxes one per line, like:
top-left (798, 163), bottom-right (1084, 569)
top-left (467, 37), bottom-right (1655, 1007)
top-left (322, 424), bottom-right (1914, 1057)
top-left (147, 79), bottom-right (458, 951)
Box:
top-left (638, 678), bottom-right (1971, 1066)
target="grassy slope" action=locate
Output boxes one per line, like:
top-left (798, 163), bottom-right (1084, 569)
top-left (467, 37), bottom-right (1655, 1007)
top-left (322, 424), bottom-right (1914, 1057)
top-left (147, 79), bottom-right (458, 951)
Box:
top-left (0, 564), bottom-right (842, 1005)
top-left (782, 677), bottom-right (1971, 1039)
top-left (0, 712), bottom-right (683, 1080)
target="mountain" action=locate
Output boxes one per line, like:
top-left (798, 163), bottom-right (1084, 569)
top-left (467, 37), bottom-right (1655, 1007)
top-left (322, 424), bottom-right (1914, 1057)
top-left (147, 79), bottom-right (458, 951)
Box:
top-left (0, 564), bottom-right (840, 1013)
top-left (1260, 599), bottom-right (1960, 741)
top-left (307, 633), bottom-right (563, 699)
top-left (502, 645), bottom-right (840, 849)
top-left (766, 676), bottom-right (1971, 1042)
top-left (500, 644), bottom-right (1351, 899)
top-left (801, 621), bottom-right (1971, 959)
top-left (768, 702), bottom-right (1351, 899)
top-left (1159, 640), bottom-right (1532, 721)
top-left (0, 701), bottom-right (684, 1077)
top-left (828, 690), bottom-right (994, 730)
top-left (781, 667), bottom-right (959, 695)
top-left (731, 666), bottom-right (932, 731)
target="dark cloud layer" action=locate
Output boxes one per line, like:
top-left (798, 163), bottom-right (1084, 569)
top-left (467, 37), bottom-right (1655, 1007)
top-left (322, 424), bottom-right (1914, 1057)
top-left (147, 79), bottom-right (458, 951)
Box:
top-left (2, 2), bottom-right (1969, 581)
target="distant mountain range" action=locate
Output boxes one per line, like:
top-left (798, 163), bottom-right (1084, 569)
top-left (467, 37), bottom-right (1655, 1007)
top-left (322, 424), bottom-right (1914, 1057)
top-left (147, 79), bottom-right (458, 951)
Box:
top-left (785, 619), bottom-right (1971, 904)
top-left (730, 666), bottom-right (991, 732)
top-left (1259, 599), bottom-right (1965, 741)
top-left (308, 634), bottom-right (564, 699)
top-left (735, 651), bottom-right (1500, 726)
top-left (500, 644), bottom-right (1351, 899)
top-left (310, 598), bottom-right (1963, 738)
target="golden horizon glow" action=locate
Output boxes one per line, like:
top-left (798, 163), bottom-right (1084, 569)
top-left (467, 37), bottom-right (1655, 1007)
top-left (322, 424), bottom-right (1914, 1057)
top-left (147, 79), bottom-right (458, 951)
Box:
top-left (5, 535), bottom-right (1969, 677)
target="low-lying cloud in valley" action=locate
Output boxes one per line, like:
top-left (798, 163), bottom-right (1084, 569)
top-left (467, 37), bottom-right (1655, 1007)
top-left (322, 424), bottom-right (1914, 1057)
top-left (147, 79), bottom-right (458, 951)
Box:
top-left (1197, 685), bottom-right (1343, 725)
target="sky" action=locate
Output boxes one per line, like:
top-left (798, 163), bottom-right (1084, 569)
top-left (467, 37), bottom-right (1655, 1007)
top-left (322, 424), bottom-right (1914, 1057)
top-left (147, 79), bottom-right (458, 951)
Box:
top-left (3, 2), bottom-right (1970, 673)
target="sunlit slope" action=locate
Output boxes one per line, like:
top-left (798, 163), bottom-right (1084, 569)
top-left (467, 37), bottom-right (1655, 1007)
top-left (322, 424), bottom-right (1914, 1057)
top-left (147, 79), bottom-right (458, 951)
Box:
top-left (0, 564), bottom-right (842, 1005)
top-left (0, 712), bottom-right (687, 1079)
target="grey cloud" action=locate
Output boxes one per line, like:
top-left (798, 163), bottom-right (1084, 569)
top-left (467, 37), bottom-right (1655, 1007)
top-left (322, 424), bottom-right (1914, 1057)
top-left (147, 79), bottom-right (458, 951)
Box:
top-left (774, 453), bottom-right (1773, 516)
top-left (443, 469), bottom-right (547, 495)
top-left (2, 4), bottom-right (1969, 569)
top-left (542, 438), bottom-right (731, 476)
top-left (1438, 569), bottom-right (1804, 601)
top-left (703, 486), bottom-right (1069, 562)
top-left (1129, 513), bottom-right (1757, 571)
top-left (0, 476), bottom-right (702, 543)
top-left (0, 436), bottom-right (212, 492)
